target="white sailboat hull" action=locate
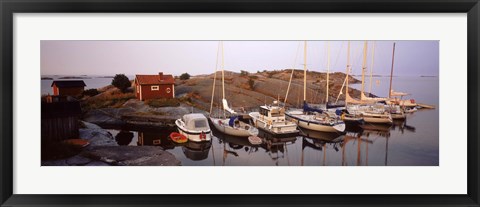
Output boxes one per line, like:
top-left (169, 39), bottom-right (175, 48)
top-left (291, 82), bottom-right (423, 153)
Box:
top-left (286, 113), bottom-right (346, 133)
top-left (209, 117), bottom-right (258, 137)
top-left (361, 113), bottom-right (393, 124)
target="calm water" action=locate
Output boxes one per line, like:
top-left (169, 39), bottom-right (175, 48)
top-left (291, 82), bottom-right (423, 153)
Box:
top-left (68, 75), bottom-right (437, 166)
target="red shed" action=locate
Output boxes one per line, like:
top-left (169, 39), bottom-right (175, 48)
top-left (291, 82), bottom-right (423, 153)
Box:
top-left (51, 80), bottom-right (86, 97)
top-left (134, 72), bottom-right (175, 101)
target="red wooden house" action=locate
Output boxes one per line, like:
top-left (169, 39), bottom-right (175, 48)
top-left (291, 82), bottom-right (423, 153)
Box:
top-left (134, 72), bottom-right (175, 101)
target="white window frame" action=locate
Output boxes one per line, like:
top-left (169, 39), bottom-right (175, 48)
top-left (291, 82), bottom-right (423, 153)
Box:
top-left (151, 85), bottom-right (159, 91)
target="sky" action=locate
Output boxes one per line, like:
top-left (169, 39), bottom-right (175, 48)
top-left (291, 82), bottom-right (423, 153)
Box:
top-left (41, 40), bottom-right (439, 76)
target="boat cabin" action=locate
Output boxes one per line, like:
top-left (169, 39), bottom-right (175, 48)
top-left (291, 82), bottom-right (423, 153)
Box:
top-left (259, 105), bottom-right (285, 118)
top-left (182, 114), bottom-right (210, 131)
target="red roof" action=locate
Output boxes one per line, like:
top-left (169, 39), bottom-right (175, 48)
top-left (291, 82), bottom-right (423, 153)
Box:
top-left (135, 73), bottom-right (175, 85)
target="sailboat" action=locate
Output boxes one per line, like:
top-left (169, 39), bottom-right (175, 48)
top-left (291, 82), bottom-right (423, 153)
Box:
top-left (285, 41), bottom-right (346, 133)
top-left (363, 41), bottom-right (405, 120)
top-left (344, 41), bottom-right (393, 124)
top-left (385, 43), bottom-right (418, 109)
top-left (209, 41), bottom-right (259, 137)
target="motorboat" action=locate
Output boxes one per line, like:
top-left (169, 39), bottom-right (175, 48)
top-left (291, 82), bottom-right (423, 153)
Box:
top-left (249, 102), bottom-right (299, 137)
top-left (175, 113), bottom-right (212, 142)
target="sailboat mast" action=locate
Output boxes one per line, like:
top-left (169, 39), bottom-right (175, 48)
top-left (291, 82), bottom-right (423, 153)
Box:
top-left (368, 41), bottom-right (376, 95)
top-left (388, 42), bottom-right (396, 98)
top-left (345, 41), bottom-right (351, 107)
top-left (303, 40), bottom-right (307, 101)
top-left (209, 41), bottom-right (221, 116)
top-left (326, 42), bottom-right (330, 104)
top-left (361, 41), bottom-right (368, 95)
top-left (221, 41), bottom-right (226, 118)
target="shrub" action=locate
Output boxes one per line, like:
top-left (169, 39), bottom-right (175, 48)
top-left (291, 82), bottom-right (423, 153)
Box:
top-left (180, 73), bottom-right (191, 80)
top-left (240, 70), bottom-right (249, 76)
top-left (82, 91), bottom-right (135, 110)
top-left (248, 77), bottom-right (255, 90)
top-left (83, 88), bottom-right (100, 97)
top-left (111, 74), bottom-right (131, 93)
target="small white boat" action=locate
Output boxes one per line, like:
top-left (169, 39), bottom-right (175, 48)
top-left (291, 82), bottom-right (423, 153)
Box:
top-left (249, 103), bottom-right (298, 137)
top-left (175, 113), bottom-right (212, 142)
top-left (404, 107), bottom-right (418, 113)
top-left (210, 116), bottom-right (258, 137)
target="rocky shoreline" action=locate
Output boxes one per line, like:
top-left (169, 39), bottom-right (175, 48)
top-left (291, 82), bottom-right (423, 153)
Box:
top-left (42, 121), bottom-right (181, 166)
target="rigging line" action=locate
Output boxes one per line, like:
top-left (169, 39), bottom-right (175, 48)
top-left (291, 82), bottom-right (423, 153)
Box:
top-left (368, 41), bottom-right (376, 95)
top-left (285, 41), bottom-right (302, 105)
top-left (209, 41), bottom-right (221, 116)
top-left (332, 41), bottom-right (346, 71)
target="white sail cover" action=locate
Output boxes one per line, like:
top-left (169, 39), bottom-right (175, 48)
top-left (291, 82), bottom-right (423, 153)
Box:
top-left (361, 92), bottom-right (388, 102)
top-left (222, 99), bottom-right (236, 114)
top-left (390, 90), bottom-right (410, 97)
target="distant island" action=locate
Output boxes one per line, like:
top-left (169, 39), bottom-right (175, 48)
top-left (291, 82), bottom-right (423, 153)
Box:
top-left (41, 77), bottom-right (53, 80)
top-left (420, 75), bottom-right (437, 77)
top-left (59, 76), bottom-right (92, 79)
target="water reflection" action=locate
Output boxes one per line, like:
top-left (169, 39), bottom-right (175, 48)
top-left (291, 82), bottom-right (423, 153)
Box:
top-left (182, 141), bottom-right (211, 161)
top-left (105, 109), bottom-right (438, 166)
top-left (115, 131), bottom-right (134, 146)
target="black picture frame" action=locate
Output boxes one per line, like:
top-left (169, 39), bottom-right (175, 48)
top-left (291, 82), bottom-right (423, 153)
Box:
top-left (1, 0), bottom-right (479, 206)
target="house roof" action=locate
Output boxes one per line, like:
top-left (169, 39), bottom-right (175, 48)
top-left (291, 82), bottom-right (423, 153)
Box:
top-left (135, 74), bottom-right (175, 85)
top-left (51, 80), bottom-right (86, 88)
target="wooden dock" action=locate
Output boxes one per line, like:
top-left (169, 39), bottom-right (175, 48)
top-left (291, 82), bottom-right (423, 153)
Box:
top-left (417, 103), bottom-right (436, 109)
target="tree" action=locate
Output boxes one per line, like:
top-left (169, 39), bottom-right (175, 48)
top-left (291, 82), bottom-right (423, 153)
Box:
top-left (240, 70), bottom-right (249, 76)
top-left (111, 74), bottom-right (131, 93)
top-left (83, 88), bottom-right (100, 97)
top-left (180, 73), bottom-right (191, 80)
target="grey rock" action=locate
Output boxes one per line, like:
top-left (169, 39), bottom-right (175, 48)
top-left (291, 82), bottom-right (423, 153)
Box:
top-left (85, 161), bottom-right (111, 166)
top-left (79, 128), bottom-right (118, 147)
top-left (65, 155), bottom-right (92, 166)
top-left (81, 121), bottom-right (102, 129)
top-left (42, 159), bottom-right (68, 166)
top-left (81, 146), bottom-right (181, 166)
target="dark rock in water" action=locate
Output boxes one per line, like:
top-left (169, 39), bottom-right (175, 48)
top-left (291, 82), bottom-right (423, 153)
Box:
top-left (81, 146), bottom-right (181, 166)
top-left (79, 128), bottom-right (118, 147)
